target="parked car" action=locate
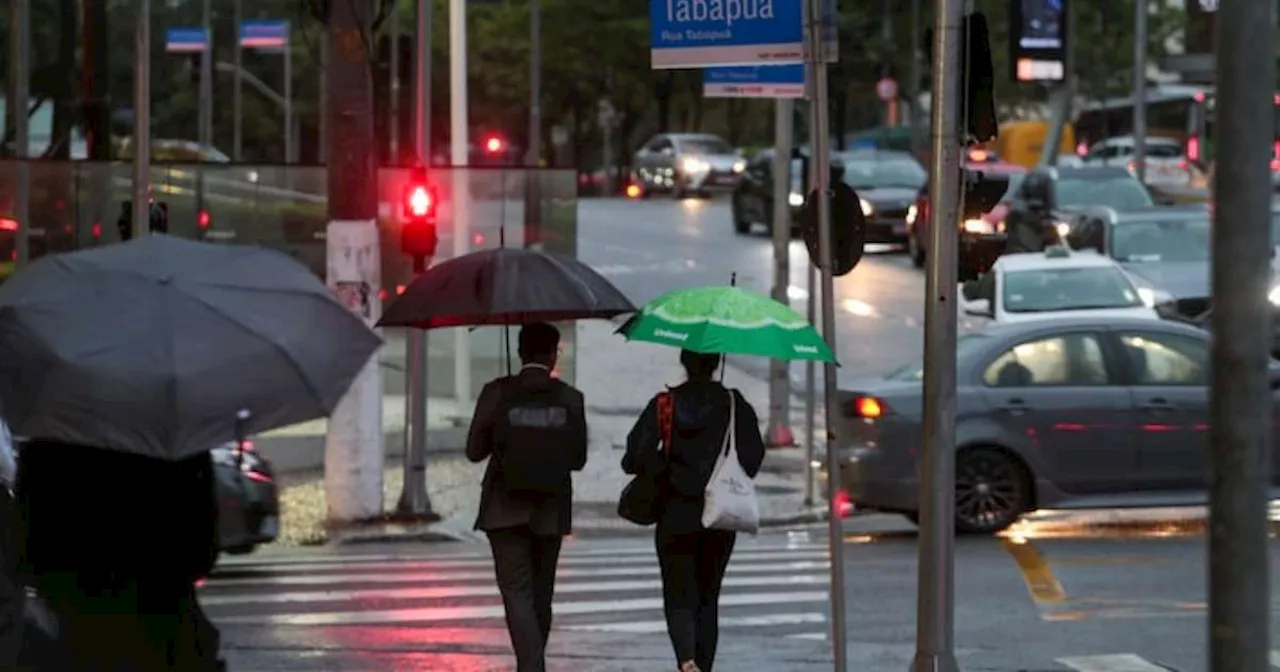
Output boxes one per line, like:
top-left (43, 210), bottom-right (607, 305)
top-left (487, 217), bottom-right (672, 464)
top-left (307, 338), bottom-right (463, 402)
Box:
top-left (12, 438), bottom-right (279, 555)
top-left (632, 133), bottom-right (745, 199)
top-left (959, 246), bottom-right (1159, 328)
top-left (829, 316), bottom-right (1280, 533)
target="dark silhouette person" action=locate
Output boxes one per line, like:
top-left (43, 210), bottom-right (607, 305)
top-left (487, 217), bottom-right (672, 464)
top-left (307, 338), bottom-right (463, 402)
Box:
top-left (623, 350), bottom-right (766, 672)
top-left (1004, 168), bottom-right (1058, 253)
top-left (14, 441), bottom-right (221, 670)
top-left (465, 322), bottom-right (588, 672)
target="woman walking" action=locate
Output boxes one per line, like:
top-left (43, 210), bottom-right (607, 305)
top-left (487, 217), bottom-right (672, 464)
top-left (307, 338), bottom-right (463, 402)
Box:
top-left (622, 350), bottom-right (766, 672)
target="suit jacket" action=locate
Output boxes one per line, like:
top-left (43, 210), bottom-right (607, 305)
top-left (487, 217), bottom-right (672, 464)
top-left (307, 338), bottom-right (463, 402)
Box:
top-left (466, 365), bottom-right (588, 536)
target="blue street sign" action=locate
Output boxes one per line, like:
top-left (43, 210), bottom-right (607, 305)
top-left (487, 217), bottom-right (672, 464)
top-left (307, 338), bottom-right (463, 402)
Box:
top-left (240, 20), bottom-right (290, 49)
top-left (703, 64), bottom-right (806, 98)
top-left (650, 0), bottom-right (837, 69)
top-left (165, 27), bottom-right (208, 53)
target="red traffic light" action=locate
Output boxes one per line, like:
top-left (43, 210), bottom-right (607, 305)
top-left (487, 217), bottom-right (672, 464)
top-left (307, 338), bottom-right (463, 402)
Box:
top-left (405, 185), bottom-right (434, 219)
top-left (484, 136), bottom-right (504, 154)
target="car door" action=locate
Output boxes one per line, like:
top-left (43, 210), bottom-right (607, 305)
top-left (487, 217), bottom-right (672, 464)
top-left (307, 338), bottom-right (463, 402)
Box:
top-left (739, 152), bottom-right (773, 224)
top-left (1113, 328), bottom-right (1210, 490)
top-left (979, 330), bottom-right (1140, 494)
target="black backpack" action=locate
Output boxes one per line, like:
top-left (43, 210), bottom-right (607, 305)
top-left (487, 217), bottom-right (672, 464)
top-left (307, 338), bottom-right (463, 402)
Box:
top-left (494, 382), bottom-right (575, 496)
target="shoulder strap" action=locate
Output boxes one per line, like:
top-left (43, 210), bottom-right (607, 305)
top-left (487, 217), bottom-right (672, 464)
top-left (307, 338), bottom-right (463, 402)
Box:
top-left (656, 392), bottom-right (674, 452)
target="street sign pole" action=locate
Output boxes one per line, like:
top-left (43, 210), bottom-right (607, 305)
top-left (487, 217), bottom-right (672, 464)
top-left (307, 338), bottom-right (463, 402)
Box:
top-left (396, 0), bottom-right (439, 521)
top-left (232, 0), bottom-right (242, 161)
top-left (450, 0), bottom-right (471, 406)
top-left (805, 0), bottom-right (846, 668)
top-left (284, 24), bottom-right (294, 164)
top-left (11, 0), bottom-right (30, 266)
top-left (1132, 0), bottom-right (1148, 184)
top-left (390, 5), bottom-right (400, 163)
top-left (911, 0), bottom-right (962, 669)
top-left (1209, 0), bottom-right (1275, 667)
top-left (133, 0), bottom-right (151, 238)
top-left (804, 260), bottom-right (817, 507)
top-left (200, 0), bottom-right (213, 151)
top-left (767, 99), bottom-right (795, 449)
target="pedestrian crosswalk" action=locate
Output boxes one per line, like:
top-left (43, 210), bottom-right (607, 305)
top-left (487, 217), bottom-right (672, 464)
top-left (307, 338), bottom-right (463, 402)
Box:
top-left (202, 535), bottom-right (836, 641)
top-left (1055, 652), bottom-right (1280, 671)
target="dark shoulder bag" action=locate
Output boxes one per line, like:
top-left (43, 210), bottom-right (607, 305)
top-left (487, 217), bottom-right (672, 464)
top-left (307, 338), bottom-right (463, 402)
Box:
top-left (617, 392), bottom-right (674, 526)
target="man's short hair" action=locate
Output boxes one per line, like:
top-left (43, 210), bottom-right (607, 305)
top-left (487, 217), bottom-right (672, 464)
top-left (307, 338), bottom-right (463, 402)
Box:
top-left (518, 322), bottom-right (560, 362)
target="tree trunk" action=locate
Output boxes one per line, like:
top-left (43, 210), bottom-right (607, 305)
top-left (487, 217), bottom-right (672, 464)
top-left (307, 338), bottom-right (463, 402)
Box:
top-left (654, 72), bottom-right (674, 132)
top-left (47, 0), bottom-right (78, 159)
top-left (82, 0), bottom-right (110, 160)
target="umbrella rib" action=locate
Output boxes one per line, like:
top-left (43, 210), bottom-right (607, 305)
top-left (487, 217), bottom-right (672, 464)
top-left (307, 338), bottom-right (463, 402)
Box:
top-left (178, 291), bottom-right (328, 409)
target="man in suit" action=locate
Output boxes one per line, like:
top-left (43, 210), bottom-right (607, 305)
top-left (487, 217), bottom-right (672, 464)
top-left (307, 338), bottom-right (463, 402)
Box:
top-left (466, 322), bottom-right (588, 672)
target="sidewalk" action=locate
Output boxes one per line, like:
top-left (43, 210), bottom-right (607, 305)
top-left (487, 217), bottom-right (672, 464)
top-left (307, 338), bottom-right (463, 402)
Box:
top-left (271, 318), bottom-right (835, 547)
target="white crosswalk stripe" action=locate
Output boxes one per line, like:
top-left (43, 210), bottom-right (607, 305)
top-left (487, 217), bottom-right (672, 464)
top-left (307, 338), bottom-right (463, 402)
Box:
top-left (202, 536), bottom-right (835, 641)
top-left (1057, 651), bottom-right (1280, 670)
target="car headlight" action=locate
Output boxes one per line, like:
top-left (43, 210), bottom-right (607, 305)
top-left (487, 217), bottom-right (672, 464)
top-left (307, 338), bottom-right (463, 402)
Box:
top-left (860, 198), bottom-right (874, 217)
top-left (1269, 286), bottom-right (1280, 306)
top-left (681, 157), bottom-right (709, 174)
top-left (788, 191), bottom-right (805, 207)
top-left (905, 203), bottom-right (918, 225)
top-left (1055, 221), bottom-right (1071, 238)
top-left (732, 160), bottom-right (746, 173)
top-left (962, 219), bottom-right (995, 235)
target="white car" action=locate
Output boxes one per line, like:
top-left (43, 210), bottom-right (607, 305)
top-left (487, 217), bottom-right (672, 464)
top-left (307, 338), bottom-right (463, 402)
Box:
top-left (960, 246), bottom-right (1161, 328)
top-left (1080, 136), bottom-right (1195, 189)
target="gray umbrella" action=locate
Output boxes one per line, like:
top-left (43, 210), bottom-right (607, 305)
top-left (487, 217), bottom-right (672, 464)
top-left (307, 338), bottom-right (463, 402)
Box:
top-left (0, 235), bottom-right (382, 461)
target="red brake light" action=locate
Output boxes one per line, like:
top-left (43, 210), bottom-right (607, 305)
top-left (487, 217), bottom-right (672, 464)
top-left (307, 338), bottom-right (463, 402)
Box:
top-left (833, 489), bottom-right (853, 518)
top-left (1187, 136), bottom-right (1201, 162)
top-left (197, 209), bottom-right (211, 229)
top-left (239, 440), bottom-right (254, 452)
top-left (848, 396), bottom-right (883, 418)
top-left (1075, 142), bottom-right (1087, 156)
top-left (485, 136), bottom-right (504, 153)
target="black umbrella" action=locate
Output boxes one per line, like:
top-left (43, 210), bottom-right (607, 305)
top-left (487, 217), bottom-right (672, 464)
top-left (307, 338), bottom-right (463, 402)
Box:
top-left (0, 235), bottom-right (382, 461)
top-left (377, 247), bottom-right (636, 329)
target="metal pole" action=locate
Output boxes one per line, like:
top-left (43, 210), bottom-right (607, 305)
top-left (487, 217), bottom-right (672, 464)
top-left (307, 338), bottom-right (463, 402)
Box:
top-left (806, 0), bottom-right (846, 668)
top-left (319, 38), bottom-right (328, 164)
top-left (390, 5), bottom-right (400, 163)
top-left (132, 0), bottom-right (151, 238)
top-left (1037, 1), bottom-right (1074, 169)
top-left (908, 0), bottom-right (922, 156)
top-left (284, 24), bottom-right (294, 164)
top-left (396, 0), bottom-right (439, 520)
top-left (11, 0), bottom-right (30, 268)
top-left (450, 0), bottom-right (471, 404)
top-left (1132, 0), bottom-right (1148, 184)
top-left (200, 0), bottom-right (212, 150)
top-left (803, 260), bottom-right (816, 507)
top-left (527, 0), bottom-right (541, 166)
top-left (1209, 0), bottom-right (1275, 666)
top-left (911, 0), bottom-right (962, 670)
top-left (233, 0), bottom-right (242, 161)
top-left (767, 100), bottom-right (795, 448)
top-left (881, 0), bottom-right (893, 127)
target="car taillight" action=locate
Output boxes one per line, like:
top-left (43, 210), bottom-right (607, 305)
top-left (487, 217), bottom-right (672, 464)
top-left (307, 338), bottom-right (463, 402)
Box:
top-left (833, 489), bottom-right (853, 518)
top-left (245, 470), bottom-right (273, 484)
top-left (847, 395), bottom-right (884, 418)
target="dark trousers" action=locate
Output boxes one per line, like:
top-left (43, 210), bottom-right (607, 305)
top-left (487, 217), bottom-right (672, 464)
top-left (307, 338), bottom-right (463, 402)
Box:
top-left (487, 527), bottom-right (563, 672)
top-left (656, 518), bottom-right (736, 671)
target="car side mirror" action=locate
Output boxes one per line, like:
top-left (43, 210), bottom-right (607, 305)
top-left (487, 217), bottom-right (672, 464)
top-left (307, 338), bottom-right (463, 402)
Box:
top-left (963, 298), bottom-right (993, 317)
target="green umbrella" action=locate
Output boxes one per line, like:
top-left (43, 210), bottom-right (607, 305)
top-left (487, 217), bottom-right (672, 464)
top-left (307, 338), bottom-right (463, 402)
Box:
top-left (619, 285), bottom-right (837, 363)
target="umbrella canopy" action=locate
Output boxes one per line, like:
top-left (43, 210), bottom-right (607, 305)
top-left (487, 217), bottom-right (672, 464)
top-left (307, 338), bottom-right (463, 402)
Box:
top-left (619, 285), bottom-right (837, 363)
top-left (378, 247), bottom-right (636, 328)
top-left (0, 235), bottom-right (382, 461)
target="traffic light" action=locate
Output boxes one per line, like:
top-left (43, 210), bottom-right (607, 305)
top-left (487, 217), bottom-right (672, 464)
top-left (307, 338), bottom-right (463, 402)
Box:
top-left (484, 135), bottom-right (505, 155)
top-left (400, 166), bottom-right (439, 270)
top-left (960, 169), bottom-right (1010, 220)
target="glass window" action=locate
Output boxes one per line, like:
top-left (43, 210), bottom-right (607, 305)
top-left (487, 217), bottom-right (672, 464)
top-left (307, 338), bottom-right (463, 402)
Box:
top-left (1002, 267), bottom-right (1144, 313)
top-left (886, 334), bottom-right (989, 381)
top-left (983, 333), bottom-right (1111, 387)
top-left (1144, 143), bottom-right (1184, 158)
top-left (1056, 176), bottom-right (1155, 210)
top-left (1111, 217), bottom-right (1210, 262)
top-left (680, 137), bottom-right (733, 154)
top-left (839, 159), bottom-right (927, 190)
top-left (1119, 332), bottom-right (1208, 385)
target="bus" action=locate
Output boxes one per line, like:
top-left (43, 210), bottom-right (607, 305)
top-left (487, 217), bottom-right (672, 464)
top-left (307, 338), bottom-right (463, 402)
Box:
top-left (1072, 85), bottom-right (1280, 170)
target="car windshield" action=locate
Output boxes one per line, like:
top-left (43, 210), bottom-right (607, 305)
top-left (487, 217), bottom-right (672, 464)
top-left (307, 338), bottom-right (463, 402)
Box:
top-left (886, 334), bottom-right (989, 381)
top-left (1002, 266), bottom-right (1144, 313)
top-left (681, 138), bottom-right (733, 155)
top-left (1056, 175), bottom-right (1154, 209)
top-left (840, 159), bottom-right (926, 190)
top-left (1111, 218), bottom-right (1210, 262)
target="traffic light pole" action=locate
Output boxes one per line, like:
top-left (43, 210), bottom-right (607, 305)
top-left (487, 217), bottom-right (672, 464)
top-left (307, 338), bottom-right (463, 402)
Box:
top-left (11, 0), bottom-right (30, 266)
top-left (132, 0), bottom-right (151, 239)
top-left (1209, 0), bottom-right (1275, 667)
top-left (1132, 0), bottom-right (1148, 184)
top-left (912, 0), bottom-right (962, 669)
top-left (766, 99), bottom-right (794, 449)
top-left (804, 1), bottom-right (846, 669)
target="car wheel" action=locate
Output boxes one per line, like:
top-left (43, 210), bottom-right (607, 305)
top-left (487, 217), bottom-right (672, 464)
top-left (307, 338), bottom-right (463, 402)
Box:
top-left (908, 232), bottom-right (925, 267)
top-left (731, 196), bottom-right (751, 235)
top-left (954, 447), bottom-right (1031, 534)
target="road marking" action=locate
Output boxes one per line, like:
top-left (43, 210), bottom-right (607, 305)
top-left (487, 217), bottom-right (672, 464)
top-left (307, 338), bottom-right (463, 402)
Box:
top-left (1056, 654), bottom-right (1170, 671)
top-left (788, 632), bottom-right (829, 641)
top-left (206, 560), bottom-right (831, 588)
top-left (212, 590), bottom-right (831, 626)
top-left (559, 612), bottom-right (826, 634)
top-left (200, 573), bottom-right (830, 606)
top-left (214, 548), bottom-right (828, 572)
top-left (1000, 537), bottom-right (1068, 604)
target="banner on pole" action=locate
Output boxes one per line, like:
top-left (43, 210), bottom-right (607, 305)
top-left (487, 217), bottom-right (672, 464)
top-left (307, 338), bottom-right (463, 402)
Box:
top-left (703, 64), bottom-right (806, 99)
top-left (240, 20), bottom-right (290, 50)
top-left (165, 27), bottom-right (208, 53)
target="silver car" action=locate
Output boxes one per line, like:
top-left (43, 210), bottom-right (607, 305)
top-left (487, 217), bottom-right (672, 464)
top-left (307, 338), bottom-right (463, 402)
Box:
top-left (831, 317), bottom-right (1280, 533)
top-left (632, 133), bottom-right (746, 199)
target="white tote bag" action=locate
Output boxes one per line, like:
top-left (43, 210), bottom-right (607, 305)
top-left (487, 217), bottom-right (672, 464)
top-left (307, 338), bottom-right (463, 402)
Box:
top-left (701, 390), bottom-right (760, 534)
